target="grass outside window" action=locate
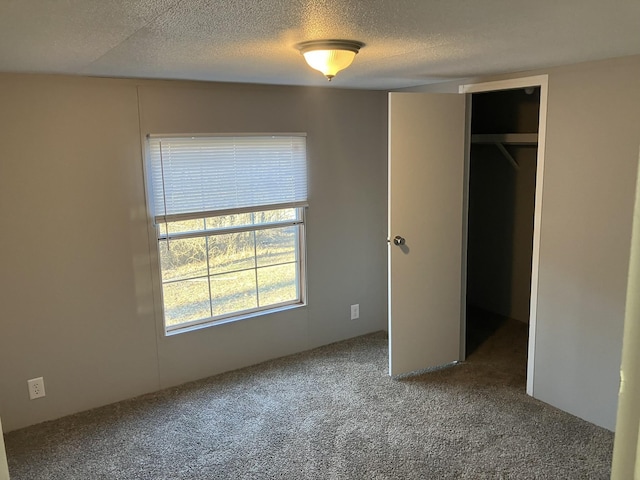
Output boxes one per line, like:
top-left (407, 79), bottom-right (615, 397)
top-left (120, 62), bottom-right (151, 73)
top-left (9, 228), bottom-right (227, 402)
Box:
top-left (158, 208), bottom-right (305, 331)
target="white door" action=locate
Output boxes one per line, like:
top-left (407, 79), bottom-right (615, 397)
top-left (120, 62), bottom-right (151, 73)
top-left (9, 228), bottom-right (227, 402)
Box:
top-left (388, 92), bottom-right (466, 376)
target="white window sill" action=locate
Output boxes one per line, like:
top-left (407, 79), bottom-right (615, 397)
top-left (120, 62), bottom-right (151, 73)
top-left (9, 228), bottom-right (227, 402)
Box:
top-left (164, 302), bottom-right (306, 337)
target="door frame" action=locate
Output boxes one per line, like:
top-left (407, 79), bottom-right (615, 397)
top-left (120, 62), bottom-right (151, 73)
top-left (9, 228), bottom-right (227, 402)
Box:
top-left (459, 75), bottom-right (549, 396)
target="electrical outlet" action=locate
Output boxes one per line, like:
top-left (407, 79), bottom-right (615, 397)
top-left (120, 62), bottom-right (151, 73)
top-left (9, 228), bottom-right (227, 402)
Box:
top-left (350, 304), bottom-right (360, 320)
top-left (28, 377), bottom-right (46, 400)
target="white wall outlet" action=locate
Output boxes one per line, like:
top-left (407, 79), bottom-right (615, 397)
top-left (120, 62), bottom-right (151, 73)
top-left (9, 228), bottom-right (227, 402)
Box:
top-left (350, 304), bottom-right (360, 320)
top-left (27, 377), bottom-right (46, 400)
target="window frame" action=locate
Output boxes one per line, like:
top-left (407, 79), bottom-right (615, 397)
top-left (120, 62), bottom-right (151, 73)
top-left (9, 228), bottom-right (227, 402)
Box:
top-left (143, 134), bottom-right (308, 335)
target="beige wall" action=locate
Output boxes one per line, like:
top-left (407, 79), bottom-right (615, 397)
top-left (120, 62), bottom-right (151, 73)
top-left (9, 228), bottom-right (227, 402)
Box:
top-left (0, 75), bottom-right (388, 432)
top-left (2, 54), bottom-right (638, 434)
top-left (406, 55), bottom-right (640, 430)
top-left (533, 58), bottom-right (639, 430)
top-left (466, 146), bottom-right (537, 323)
top-left (466, 89), bottom-right (539, 323)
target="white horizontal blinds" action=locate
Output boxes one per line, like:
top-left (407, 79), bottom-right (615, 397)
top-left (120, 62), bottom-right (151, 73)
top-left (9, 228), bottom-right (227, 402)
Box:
top-left (148, 135), bottom-right (307, 223)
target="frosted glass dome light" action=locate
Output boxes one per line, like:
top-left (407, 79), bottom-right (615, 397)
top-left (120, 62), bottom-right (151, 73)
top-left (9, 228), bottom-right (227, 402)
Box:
top-left (296, 40), bottom-right (364, 81)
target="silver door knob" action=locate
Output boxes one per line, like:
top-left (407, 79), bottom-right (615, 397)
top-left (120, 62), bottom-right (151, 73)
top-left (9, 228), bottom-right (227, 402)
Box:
top-left (393, 236), bottom-right (405, 246)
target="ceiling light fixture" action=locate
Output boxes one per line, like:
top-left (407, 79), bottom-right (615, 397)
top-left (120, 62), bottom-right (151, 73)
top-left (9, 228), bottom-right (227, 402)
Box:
top-left (296, 39), bottom-right (365, 81)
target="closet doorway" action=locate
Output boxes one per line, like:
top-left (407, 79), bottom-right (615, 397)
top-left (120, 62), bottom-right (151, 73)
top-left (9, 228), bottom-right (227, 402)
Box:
top-left (460, 77), bottom-right (548, 394)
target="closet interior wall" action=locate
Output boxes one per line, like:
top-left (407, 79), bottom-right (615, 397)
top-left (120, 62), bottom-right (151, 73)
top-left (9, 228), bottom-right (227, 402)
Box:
top-left (466, 88), bottom-right (540, 329)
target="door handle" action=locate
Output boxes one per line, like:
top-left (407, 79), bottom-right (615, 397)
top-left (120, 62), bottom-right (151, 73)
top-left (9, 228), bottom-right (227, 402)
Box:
top-left (392, 235), bottom-right (405, 246)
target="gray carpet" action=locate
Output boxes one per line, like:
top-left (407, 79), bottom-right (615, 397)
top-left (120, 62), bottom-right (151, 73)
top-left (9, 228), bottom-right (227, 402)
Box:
top-left (5, 320), bottom-right (613, 479)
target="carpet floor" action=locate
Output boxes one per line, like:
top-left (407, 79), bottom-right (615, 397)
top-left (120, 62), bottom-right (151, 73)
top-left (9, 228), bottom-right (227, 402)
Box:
top-left (5, 320), bottom-right (614, 479)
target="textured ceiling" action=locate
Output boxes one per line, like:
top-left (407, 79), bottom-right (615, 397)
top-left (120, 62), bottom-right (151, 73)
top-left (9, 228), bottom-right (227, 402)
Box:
top-left (1, 0), bottom-right (640, 89)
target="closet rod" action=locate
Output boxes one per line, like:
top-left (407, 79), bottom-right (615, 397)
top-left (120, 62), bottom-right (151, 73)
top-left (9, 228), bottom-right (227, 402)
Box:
top-left (471, 133), bottom-right (538, 145)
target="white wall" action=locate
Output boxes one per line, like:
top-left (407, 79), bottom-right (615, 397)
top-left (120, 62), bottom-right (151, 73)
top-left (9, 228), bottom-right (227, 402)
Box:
top-left (0, 75), bottom-right (388, 432)
top-left (406, 55), bottom-right (640, 429)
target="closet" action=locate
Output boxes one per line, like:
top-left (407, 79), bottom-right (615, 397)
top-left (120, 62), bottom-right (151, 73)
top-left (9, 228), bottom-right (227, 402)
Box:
top-left (465, 88), bottom-right (541, 357)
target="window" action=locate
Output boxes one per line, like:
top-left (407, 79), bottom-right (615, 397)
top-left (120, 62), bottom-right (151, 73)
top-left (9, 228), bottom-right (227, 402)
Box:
top-left (146, 135), bottom-right (307, 333)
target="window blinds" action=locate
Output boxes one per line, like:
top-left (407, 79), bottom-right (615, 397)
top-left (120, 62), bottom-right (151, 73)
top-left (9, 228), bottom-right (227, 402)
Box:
top-left (147, 135), bottom-right (308, 223)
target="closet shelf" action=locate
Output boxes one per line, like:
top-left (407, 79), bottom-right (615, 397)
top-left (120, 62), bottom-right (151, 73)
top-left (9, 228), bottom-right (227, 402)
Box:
top-left (471, 133), bottom-right (538, 171)
top-left (471, 133), bottom-right (538, 145)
